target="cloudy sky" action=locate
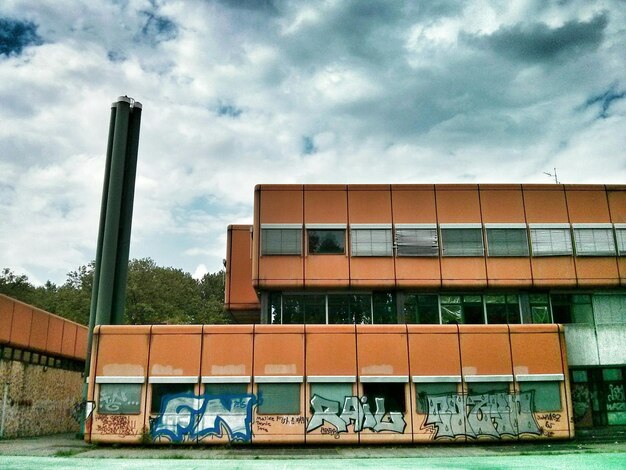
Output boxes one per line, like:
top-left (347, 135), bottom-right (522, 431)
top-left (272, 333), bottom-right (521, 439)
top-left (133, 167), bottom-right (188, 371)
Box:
top-left (1, 0), bottom-right (625, 286)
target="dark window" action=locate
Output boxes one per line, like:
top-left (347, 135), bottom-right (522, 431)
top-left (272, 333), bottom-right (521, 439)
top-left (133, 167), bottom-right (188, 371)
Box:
top-left (485, 294), bottom-right (520, 324)
top-left (487, 228), bottom-right (529, 256)
top-left (258, 383), bottom-right (300, 414)
top-left (372, 292), bottom-right (397, 324)
top-left (529, 294), bottom-right (551, 323)
top-left (551, 294), bottom-right (593, 324)
top-left (467, 382), bottom-right (509, 395)
top-left (282, 294), bottom-right (326, 324)
top-left (204, 383), bottom-right (248, 396)
top-left (151, 383), bottom-right (195, 413)
top-left (415, 383), bottom-right (458, 413)
top-left (440, 295), bottom-right (484, 324)
top-left (261, 228), bottom-right (302, 255)
top-left (99, 383), bottom-right (142, 414)
top-left (441, 228), bottom-right (484, 256)
top-left (308, 229), bottom-right (345, 254)
top-left (328, 294), bottom-right (372, 324)
top-left (395, 228), bottom-right (438, 256)
top-left (362, 383), bottom-right (406, 413)
top-left (404, 294), bottom-right (439, 324)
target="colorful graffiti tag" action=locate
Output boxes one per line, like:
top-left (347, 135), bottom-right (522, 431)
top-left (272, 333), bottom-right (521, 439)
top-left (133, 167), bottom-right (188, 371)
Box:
top-left (151, 393), bottom-right (257, 443)
top-left (306, 395), bottom-right (406, 434)
top-left (423, 391), bottom-right (541, 439)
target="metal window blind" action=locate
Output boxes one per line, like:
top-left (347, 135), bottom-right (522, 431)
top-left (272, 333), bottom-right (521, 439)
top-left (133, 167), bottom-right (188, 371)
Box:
top-left (530, 228), bottom-right (572, 256)
top-left (261, 228), bottom-right (302, 255)
top-left (257, 383), bottom-right (300, 414)
top-left (351, 229), bottom-right (393, 256)
top-left (486, 228), bottom-right (529, 256)
top-left (395, 229), bottom-right (438, 256)
top-left (617, 229), bottom-right (626, 255)
top-left (441, 228), bottom-right (484, 256)
top-left (574, 228), bottom-right (616, 255)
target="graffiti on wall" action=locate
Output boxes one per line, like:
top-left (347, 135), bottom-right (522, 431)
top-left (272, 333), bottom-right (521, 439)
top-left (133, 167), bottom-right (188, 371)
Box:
top-left (95, 415), bottom-right (139, 436)
top-left (306, 395), bottom-right (406, 434)
top-left (423, 392), bottom-right (541, 439)
top-left (606, 384), bottom-right (625, 412)
top-left (151, 393), bottom-right (257, 443)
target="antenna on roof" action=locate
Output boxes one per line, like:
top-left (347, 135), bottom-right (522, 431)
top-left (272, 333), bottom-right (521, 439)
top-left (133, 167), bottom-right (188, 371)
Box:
top-left (543, 168), bottom-right (559, 184)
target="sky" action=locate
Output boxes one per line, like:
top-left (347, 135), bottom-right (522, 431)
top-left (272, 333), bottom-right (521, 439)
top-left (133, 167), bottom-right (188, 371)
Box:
top-left (0, 0), bottom-right (625, 286)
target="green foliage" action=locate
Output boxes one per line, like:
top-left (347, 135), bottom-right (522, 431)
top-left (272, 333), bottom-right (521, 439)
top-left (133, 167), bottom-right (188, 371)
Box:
top-left (0, 259), bottom-right (230, 325)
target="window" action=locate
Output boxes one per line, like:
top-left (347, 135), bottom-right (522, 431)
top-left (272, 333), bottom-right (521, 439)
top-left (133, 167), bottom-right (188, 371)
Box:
top-left (351, 228), bottom-right (393, 256)
top-left (99, 383), bottom-right (142, 414)
top-left (551, 294), bottom-right (593, 324)
top-left (574, 228), bottom-right (616, 256)
top-left (257, 383), bottom-right (300, 414)
top-left (151, 383), bottom-right (195, 413)
top-left (282, 294), bottom-right (326, 324)
top-left (415, 383), bottom-right (458, 413)
top-left (310, 383), bottom-right (353, 410)
top-left (467, 382), bottom-right (509, 395)
top-left (530, 227), bottom-right (572, 256)
top-left (204, 383), bottom-right (248, 396)
top-left (486, 228), bottom-right (529, 257)
top-left (362, 383), bottom-right (405, 413)
top-left (616, 229), bottom-right (626, 255)
top-left (519, 382), bottom-right (562, 412)
top-left (440, 295), bottom-right (484, 324)
top-left (485, 295), bottom-right (520, 324)
top-left (261, 228), bottom-right (301, 255)
top-left (372, 292), bottom-right (397, 324)
top-left (395, 228), bottom-right (438, 256)
top-left (328, 293), bottom-right (372, 324)
top-left (404, 294), bottom-right (439, 324)
top-left (308, 229), bottom-right (345, 254)
top-left (441, 228), bottom-right (484, 256)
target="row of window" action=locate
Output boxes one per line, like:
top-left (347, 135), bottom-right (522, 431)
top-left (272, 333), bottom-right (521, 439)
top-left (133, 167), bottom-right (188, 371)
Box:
top-left (0, 345), bottom-right (84, 372)
top-left (261, 224), bottom-right (626, 257)
top-left (98, 380), bottom-right (563, 416)
top-left (267, 292), bottom-right (626, 325)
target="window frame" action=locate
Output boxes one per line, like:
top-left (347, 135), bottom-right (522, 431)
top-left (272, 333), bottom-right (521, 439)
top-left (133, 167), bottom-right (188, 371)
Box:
top-left (306, 224), bottom-right (346, 255)
top-left (485, 224), bottom-right (529, 257)
top-left (260, 224), bottom-right (302, 256)
top-left (529, 224), bottom-right (573, 257)
top-left (616, 225), bottom-right (626, 256)
top-left (394, 224), bottom-right (439, 257)
top-left (440, 224), bottom-right (484, 257)
top-left (572, 224), bottom-right (616, 256)
top-left (350, 224), bottom-right (393, 257)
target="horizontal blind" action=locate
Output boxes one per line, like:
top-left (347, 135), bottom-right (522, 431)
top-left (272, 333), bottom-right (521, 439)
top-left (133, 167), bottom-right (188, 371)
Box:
top-left (261, 228), bottom-right (302, 255)
top-left (486, 228), bottom-right (529, 256)
top-left (530, 228), bottom-right (572, 255)
top-left (395, 228), bottom-right (438, 256)
top-left (351, 229), bottom-right (393, 256)
top-left (441, 228), bottom-right (484, 256)
top-left (574, 228), bottom-right (616, 255)
top-left (615, 229), bottom-right (626, 255)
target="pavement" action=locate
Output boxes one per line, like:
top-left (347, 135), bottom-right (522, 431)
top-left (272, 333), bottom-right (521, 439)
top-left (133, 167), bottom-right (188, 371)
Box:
top-left (0, 428), bottom-right (624, 468)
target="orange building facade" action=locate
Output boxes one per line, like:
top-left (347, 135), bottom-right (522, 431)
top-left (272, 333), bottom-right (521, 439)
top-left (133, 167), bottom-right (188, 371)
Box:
top-left (85, 184), bottom-right (626, 444)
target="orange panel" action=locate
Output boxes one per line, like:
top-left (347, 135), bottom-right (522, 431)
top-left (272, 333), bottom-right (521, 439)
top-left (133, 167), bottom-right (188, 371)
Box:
top-left (479, 186), bottom-right (525, 223)
top-left (531, 258), bottom-right (576, 287)
top-left (509, 326), bottom-right (563, 375)
top-left (349, 258), bottom-right (395, 287)
top-left (459, 326), bottom-right (512, 376)
top-left (253, 330), bottom-right (304, 377)
top-left (486, 258), bottom-right (532, 287)
top-left (395, 258), bottom-right (441, 286)
top-left (619, 259), bottom-right (626, 286)
top-left (575, 258), bottom-right (620, 286)
top-left (95, 327), bottom-right (150, 376)
top-left (258, 256), bottom-right (303, 288)
top-left (305, 255), bottom-right (349, 287)
top-left (408, 327), bottom-right (461, 377)
top-left (607, 186), bottom-right (626, 222)
top-left (356, 325), bottom-right (408, 377)
top-left (522, 187), bottom-right (568, 223)
top-left (259, 187), bottom-right (303, 224)
top-left (46, 316), bottom-right (63, 355)
top-left (440, 258), bottom-right (487, 288)
top-left (306, 329), bottom-right (357, 376)
top-left (226, 226), bottom-right (259, 309)
top-left (391, 186), bottom-right (437, 223)
top-left (10, 301), bottom-right (32, 348)
top-left (74, 327), bottom-right (88, 360)
top-left (435, 185), bottom-right (481, 223)
top-left (149, 326), bottom-right (202, 377)
top-left (348, 187), bottom-right (392, 223)
top-left (304, 187), bottom-right (347, 223)
top-left (28, 308), bottom-right (49, 352)
top-left (0, 295), bottom-right (14, 343)
top-left (61, 323), bottom-right (77, 357)
top-left (565, 187), bottom-right (610, 223)
top-left (201, 328), bottom-right (253, 378)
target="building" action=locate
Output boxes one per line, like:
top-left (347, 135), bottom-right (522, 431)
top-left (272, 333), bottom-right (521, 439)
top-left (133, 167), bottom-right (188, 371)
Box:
top-left (85, 183), bottom-right (625, 445)
top-left (0, 294), bottom-right (87, 438)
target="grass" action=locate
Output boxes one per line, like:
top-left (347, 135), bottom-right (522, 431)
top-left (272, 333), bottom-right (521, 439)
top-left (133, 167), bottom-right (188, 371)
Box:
top-left (54, 448), bottom-right (87, 457)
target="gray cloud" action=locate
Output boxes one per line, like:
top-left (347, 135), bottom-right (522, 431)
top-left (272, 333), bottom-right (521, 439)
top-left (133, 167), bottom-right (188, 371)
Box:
top-left (0, 17), bottom-right (43, 56)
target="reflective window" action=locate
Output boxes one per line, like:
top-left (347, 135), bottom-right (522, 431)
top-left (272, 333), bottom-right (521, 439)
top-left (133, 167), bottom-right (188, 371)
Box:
top-left (529, 294), bottom-right (551, 323)
top-left (441, 229), bottom-right (484, 256)
top-left (519, 381), bottom-right (562, 412)
top-left (328, 294), bottom-right (372, 324)
top-left (372, 292), bottom-right (397, 324)
top-left (258, 383), bottom-right (300, 415)
top-left (99, 383), bottom-right (142, 414)
top-left (308, 229), bottom-right (345, 254)
top-left (486, 228), bottom-right (529, 257)
top-left (485, 294), bottom-right (520, 324)
top-left (440, 295), bottom-right (484, 324)
top-left (530, 228), bottom-right (572, 256)
top-left (404, 294), bottom-right (439, 324)
top-left (551, 294), bottom-right (593, 324)
top-left (310, 383), bottom-right (353, 412)
top-left (261, 228), bottom-right (302, 255)
top-left (282, 294), bottom-right (326, 324)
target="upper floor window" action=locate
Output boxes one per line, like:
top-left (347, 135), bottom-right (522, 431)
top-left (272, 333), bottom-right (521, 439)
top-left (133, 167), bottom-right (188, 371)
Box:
top-left (351, 226), bottom-right (393, 256)
top-left (261, 225), bottom-right (302, 255)
top-left (616, 227), bottom-right (626, 256)
top-left (440, 225), bottom-right (484, 257)
top-left (573, 225), bottom-right (616, 256)
top-left (307, 227), bottom-right (345, 254)
top-left (551, 294), bottom-right (593, 324)
top-left (486, 226), bottom-right (529, 257)
top-left (395, 225), bottom-right (438, 256)
top-left (530, 225), bottom-right (572, 256)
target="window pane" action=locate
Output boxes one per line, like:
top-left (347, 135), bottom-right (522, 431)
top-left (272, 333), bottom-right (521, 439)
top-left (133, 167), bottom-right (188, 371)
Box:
top-left (99, 383), bottom-right (142, 414)
top-left (530, 229), bottom-right (572, 256)
top-left (373, 292), bottom-right (396, 324)
top-left (151, 383), bottom-right (195, 413)
top-left (602, 368), bottom-right (622, 381)
top-left (487, 229), bottom-right (529, 256)
top-left (464, 303), bottom-right (485, 324)
top-left (441, 304), bottom-right (462, 324)
top-left (404, 294), bottom-right (439, 324)
top-left (310, 383), bottom-right (353, 408)
top-left (617, 229), bottom-right (626, 255)
top-left (258, 383), bottom-right (300, 414)
top-left (571, 370), bottom-right (588, 383)
top-left (415, 383), bottom-right (458, 413)
top-left (467, 382), bottom-right (509, 395)
top-left (485, 294), bottom-right (520, 324)
top-left (261, 229), bottom-right (302, 255)
top-left (351, 229), bottom-right (393, 256)
top-left (282, 295), bottom-right (305, 324)
top-left (396, 229), bottom-right (438, 256)
top-left (362, 383), bottom-right (406, 413)
top-left (441, 229), bottom-right (484, 256)
top-left (519, 382), bottom-right (562, 412)
top-left (269, 292), bottom-right (281, 324)
top-left (308, 230), bottom-right (345, 254)
top-left (204, 383), bottom-right (248, 396)
top-left (551, 294), bottom-right (593, 324)
top-left (574, 229), bottom-right (616, 256)
top-left (328, 294), bottom-right (372, 324)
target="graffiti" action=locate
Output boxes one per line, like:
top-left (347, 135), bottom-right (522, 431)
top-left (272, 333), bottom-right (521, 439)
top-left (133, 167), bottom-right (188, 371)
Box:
top-left (255, 415), bottom-right (306, 433)
top-left (151, 393), bottom-right (256, 443)
top-left (536, 413), bottom-right (561, 437)
top-left (95, 415), bottom-right (138, 436)
top-left (306, 395), bottom-right (406, 434)
top-left (99, 384), bottom-right (141, 414)
top-left (423, 392), bottom-right (540, 439)
top-left (607, 384), bottom-right (625, 411)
